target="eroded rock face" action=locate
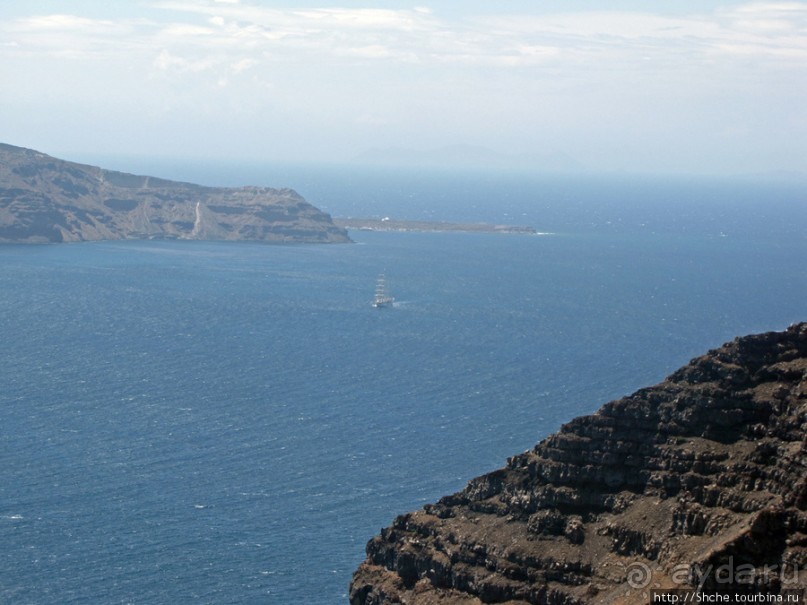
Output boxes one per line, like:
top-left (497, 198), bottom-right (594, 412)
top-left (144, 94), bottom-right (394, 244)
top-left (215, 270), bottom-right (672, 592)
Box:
top-left (350, 324), bottom-right (807, 604)
top-left (0, 143), bottom-right (350, 244)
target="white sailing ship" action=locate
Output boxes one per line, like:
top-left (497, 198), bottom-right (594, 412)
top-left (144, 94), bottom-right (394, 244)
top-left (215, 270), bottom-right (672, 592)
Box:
top-left (372, 274), bottom-right (394, 308)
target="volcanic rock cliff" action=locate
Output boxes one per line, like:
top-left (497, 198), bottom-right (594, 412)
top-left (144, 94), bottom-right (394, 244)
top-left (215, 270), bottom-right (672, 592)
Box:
top-left (350, 324), bottom-right (807, 604)
top-left (0, 143), bottom-right (350, 243)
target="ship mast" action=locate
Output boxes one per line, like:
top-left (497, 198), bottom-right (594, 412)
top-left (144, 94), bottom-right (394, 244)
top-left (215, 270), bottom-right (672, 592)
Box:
top-left (372, 273), bottom-right (394, 308)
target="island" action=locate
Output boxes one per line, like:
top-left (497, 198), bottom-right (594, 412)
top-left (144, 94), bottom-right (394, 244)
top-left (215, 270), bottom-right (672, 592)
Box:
top-left (351, 323), bottom-right (807, 604)
top-left (334, 217), bottom-right (538, 235)
top-left (0, 143), bottom-right (350, 244)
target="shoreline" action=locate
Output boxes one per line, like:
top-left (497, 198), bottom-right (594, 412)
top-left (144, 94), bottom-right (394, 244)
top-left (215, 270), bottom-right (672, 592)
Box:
top-left (333, 217), bottom-right (538, 234)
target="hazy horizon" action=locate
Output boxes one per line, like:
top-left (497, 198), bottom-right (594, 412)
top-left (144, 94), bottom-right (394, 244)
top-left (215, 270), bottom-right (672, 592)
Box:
top-left (1, 1), bottom-right (805, 176)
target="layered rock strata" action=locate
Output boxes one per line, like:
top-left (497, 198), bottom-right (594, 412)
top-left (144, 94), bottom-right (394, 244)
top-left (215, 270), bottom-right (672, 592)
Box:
top-left (351, 324), bottom-right (807, 604)
top-left (0, 143), bottom-right (350, 243)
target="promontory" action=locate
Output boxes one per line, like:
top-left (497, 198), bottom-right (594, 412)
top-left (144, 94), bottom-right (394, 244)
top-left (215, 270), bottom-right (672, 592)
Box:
top-left (0, 143), bottom-right (350, 244)
top-left (351, 323), bottom-right (807, 604)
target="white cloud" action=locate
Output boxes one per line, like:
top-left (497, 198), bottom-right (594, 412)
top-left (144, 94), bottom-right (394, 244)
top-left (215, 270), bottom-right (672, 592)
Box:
top-left (731, 2), bottom-right (807, 14)
top-left (337, 44), bottom-right (394, 59)
top-left (161, 23), bottom-right (215, 37)
top-left (5, 2), bottom-right (804, 70)
top-left (1, 1), bottom-right (804, 171)
top-left (17, 14), bottom-right (112, 30)
top-left (294, 8), bottom-right (400, 28)
top-left (230, 57), bottom-right (255, 73)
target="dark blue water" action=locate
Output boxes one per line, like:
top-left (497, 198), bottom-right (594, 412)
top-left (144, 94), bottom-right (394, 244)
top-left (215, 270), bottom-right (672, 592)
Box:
top-left (1, 169), bottom-right (805, 604)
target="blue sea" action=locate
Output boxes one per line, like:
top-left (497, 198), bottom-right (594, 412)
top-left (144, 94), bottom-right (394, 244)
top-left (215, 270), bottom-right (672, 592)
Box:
top-left (1, 166), bottom-right (805, 604)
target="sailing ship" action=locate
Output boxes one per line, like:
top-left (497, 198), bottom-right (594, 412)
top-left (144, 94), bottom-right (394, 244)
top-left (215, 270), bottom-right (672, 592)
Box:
top-left (372, 274), bottom-right (395, 308)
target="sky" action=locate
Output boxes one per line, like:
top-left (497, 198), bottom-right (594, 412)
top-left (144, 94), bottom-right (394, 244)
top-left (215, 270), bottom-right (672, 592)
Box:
top-left (0, 1), bottom-right (805, 175)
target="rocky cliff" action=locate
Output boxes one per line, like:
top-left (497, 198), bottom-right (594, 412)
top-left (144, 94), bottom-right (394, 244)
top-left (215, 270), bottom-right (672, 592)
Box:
top-left (350, 324), bottom-right (807, 604)
top-left (0, 143), bottom-right (350, 244)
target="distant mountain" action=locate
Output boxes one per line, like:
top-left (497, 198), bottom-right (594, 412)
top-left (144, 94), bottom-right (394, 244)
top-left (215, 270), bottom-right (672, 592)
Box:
top-left (0, 143), bottom-right (350, 244)
top-left (353, 144), bottom-right (584, 172)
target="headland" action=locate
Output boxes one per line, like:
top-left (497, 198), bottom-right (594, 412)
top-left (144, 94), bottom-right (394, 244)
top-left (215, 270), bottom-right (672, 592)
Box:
top-left (351, 323), bottom-right (807, 604)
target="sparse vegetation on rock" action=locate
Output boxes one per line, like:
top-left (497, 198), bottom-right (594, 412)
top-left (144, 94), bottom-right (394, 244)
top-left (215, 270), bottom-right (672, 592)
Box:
top-left (0, 143), bottom-right (350, 244)
top-left (351, 324), bottom-right (807, 604)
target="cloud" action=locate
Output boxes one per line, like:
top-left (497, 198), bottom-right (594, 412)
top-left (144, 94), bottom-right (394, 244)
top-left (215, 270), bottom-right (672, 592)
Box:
top-left (478, 7), bottom-right (807, 67)
top-left (153, 49), bottom-right (216, 73)
top-left (217, 3), bottom-right (805, 69)
top-left (4, 1), bottom-right (805, 71)
top-left (4, 13), bottom-right (138, 58)
top-left (291, 8), bottom-right (430, 30)
top-left (230, 57), bottom-right (255, 73)
top-left (161, 23), bottom-right (215, 37)
top-left (2, 0), bottom-right (802, 116)
top-left (16, 14), bottom-right (114, 31)
top-left (1, 0), bottom-right (804, 171)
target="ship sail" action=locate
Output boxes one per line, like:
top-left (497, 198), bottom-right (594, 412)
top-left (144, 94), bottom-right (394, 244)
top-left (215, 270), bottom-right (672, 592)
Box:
top-left (372, 274), bottom-right (394, 308)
